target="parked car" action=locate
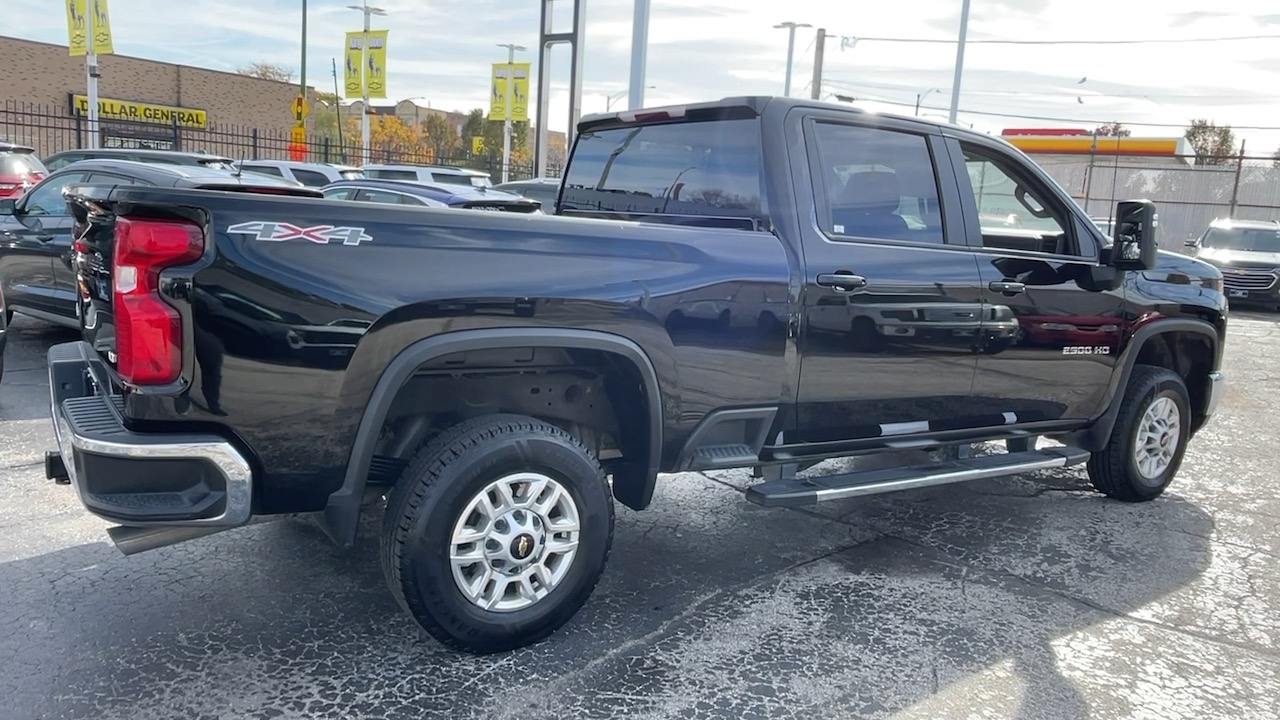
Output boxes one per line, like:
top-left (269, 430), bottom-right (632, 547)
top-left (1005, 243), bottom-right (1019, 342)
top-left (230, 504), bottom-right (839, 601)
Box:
top-left (494, 177), bottom-right (561, 210)
top-left (1184, 218), bottom-right (1280, 309)
top-left (362, 164), bottom-right (493, 187)
top-left (321, 178), bottom-right (541, 213)
top-left (232, 160), bottom-right (363, 187)
top-left (43, 148), bottom-right (235, 172)
top-left (0, 142), bottom-right (47, 199)
top-left (46, 96), bottom-right (1225, 655)
top-left (0, 159), bottom-right (317, 331)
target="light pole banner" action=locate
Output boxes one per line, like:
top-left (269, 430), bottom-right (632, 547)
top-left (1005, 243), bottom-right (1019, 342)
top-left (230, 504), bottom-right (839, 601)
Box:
top-left (488, 62), bottom-right (531, 122)
top-left (365, 30), bottom-right (389, 99)
top-left (66, 0), bottom-right (114, 56)
top-left (343, 32), bottom-right (363, 98)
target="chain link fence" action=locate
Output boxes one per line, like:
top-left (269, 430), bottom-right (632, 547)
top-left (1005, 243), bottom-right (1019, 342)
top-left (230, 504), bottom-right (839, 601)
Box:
top-left (1, 101), bottom-right (557, 181)
top-left (1036, 151), bottom-right (1280, 250)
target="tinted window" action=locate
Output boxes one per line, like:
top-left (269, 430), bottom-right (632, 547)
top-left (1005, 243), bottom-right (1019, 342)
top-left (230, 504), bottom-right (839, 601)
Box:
top-left (291, 169), bottom-right (332, 187)
top-left (809, 123), bottom-right (944, 244)
top-left (8, 153), bottom-right (52, 174)
top-left (22, 172), bottom-right (89, 215)
top-left (354, 188), bottom-right (407, 205)
top-left (242, 165), bottom-right (285, 177)
top-left (86, 172), bottom-right (149, 186)
top-left (1202, 226), bottom-right (1280, 252)
top-left (399, 194), bottom-right (431, 206)
top-left (432, 173), bottom-right (477, 186)
top-left (323, 187), bottom-right (355, 200)
top-left (339, 170), bottom-right (364, 180)
top-left (368, 169), bottom-right (419, 181)
top-left (560, 118), bottom-right (763, 220)
top-left (961, 144), bottom-right (1076, 255)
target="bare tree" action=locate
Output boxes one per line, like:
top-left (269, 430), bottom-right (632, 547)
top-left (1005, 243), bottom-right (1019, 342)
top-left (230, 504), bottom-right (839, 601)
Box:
top-left (236, 62), bottom-right (296, 83)
top-left (1093, 122), bottom-right (1131, 137)
top-left (1184, 119), bottom-right (1236, 166)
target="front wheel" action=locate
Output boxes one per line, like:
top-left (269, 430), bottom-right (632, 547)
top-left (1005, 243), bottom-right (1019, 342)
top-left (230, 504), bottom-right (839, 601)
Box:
top-left (381, 414), bottom-right (614, 653)
top-left (1087, 365), bottom-right (1191, 502)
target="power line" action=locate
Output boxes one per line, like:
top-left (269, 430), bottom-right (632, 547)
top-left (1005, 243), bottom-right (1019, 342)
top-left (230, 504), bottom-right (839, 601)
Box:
top-left (838, 32), bottom-right (1280, 46)
top-left (822, 87), bottom-right (1280, 131)
top-left (823, 77), bottom-right (1275, 103)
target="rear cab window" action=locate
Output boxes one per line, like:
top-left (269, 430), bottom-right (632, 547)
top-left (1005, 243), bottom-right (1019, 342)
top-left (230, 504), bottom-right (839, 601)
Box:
top-left (291, 169), bottom-right (332, 187)
top-left (369, 169), bottom-right (419, 181)
top-left (558, 115), bottom-right (765, 229)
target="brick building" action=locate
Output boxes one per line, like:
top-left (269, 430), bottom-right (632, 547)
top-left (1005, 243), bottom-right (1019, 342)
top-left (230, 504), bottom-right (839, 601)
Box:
top-left (0, 35), bottom-right (318, 149)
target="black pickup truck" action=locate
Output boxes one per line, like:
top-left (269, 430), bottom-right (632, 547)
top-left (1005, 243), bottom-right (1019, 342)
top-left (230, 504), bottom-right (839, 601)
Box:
top-left (44, 97), bottom-right (1226, 653)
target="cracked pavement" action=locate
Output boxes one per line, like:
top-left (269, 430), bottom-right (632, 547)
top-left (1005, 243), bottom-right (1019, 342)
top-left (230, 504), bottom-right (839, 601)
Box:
top-left (2, 313), bottom-right (1278, 719)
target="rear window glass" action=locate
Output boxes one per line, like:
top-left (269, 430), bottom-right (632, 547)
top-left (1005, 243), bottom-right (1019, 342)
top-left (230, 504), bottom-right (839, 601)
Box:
top-left (369, 169), bottom-right (419, 181)
top-left (242, 165), bottom-right (285, 177)
top-left (291, 169), bottom-right (332, 187)
top-left (559, 118), bottom-right (763, 220)
top-left (2, 153), bottom-right (48, 176)
top-left (433, 173), bottom-right (491, 188)
top-left (339, 170), bottom-right (364, 180)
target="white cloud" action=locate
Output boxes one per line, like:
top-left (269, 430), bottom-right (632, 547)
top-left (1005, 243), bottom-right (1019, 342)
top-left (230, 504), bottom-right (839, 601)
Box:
top-left (5, 0), bottom-right (1280, 152)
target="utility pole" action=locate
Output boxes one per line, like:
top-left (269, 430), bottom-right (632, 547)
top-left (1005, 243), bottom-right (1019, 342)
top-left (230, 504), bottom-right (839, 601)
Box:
top-left (810, 28), bottom-right (827, 100)
top-left (628, 0), bottom-right (650, 109)
top-left (300, 0), bottom-right (307, 115)
top-left (347, 2), bottom-right (385, 165)
top-left (85, 1), bottom-right (100, 148)
top-left (948, 0), bottom-right (972, 124)
top-left (496, 43), bottom-right (526, 184)
top-left (774, 22), bottom-right (811, 97)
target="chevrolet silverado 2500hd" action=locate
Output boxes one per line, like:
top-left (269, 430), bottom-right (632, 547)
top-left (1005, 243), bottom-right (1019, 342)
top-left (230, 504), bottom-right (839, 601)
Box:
top-left (44, 96), bottom-right (1226, 653)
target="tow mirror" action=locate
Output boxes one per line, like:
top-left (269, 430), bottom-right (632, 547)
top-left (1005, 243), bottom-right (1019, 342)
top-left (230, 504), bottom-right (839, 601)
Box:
top-left (0, 198), bottom-right (15, 216)
top-left (1184, 237), bottom-right (1200, 248)
top-left (1109, 200), bottom-right (1157, 271)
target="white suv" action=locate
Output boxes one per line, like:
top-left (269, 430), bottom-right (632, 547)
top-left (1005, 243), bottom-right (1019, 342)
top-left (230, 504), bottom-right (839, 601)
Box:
top-left (362, 164), bottom-right (493, 188)
top-left (233, 160), bottom-right (363, 187)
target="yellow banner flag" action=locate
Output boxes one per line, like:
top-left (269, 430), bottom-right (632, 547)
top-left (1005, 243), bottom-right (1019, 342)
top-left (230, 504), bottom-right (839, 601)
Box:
top-left (66, 0), bottom-right (114, 56)
top-left (343, 32), bottom-right (363, 98)
top-left (365, 30), bottom-right (388, 99)
top-left (489, 62), bottom-right (531, 122)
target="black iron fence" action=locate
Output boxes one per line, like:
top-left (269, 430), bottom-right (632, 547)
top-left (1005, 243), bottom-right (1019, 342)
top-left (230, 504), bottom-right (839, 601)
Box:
top-left (1, 101), bottom-right (555, 181)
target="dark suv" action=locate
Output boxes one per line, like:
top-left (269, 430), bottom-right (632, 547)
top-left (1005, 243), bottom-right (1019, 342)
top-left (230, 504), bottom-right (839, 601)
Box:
top-left (42, 148), bottom-right (235, 172)
top-left (1184, 218), bottom-right (1280, 309)
top-left (0, 142), bottom-right (48, 199)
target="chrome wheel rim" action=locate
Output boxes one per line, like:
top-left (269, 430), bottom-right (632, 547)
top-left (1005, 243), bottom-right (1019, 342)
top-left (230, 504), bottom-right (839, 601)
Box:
top-left (449, 472), bottom-right (581, 613)
top-left (1133, 395), bottom-right (1181, 480)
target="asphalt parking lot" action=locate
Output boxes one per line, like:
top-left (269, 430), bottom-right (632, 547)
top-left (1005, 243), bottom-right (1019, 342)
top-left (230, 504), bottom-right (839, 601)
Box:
top-left (2, 313), bottom-right (1278, 720)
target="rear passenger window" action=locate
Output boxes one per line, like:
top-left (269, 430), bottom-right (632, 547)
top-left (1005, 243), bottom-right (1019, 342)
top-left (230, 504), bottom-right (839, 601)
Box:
top-left (809, 123), bottom-right (945, 245)
top-left (370, 169), bottom-right (418, 181)
top-left (291, 169), bottom-right (331, 187)
top-left (242, 165), bottom-right (285, 177)
top-left (559, 118), bottom-right (764, 222)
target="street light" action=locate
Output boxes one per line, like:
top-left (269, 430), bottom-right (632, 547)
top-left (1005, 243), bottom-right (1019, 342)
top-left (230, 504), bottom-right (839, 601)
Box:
top-left (948, 0), bottom-right (972, 124)
top-left (347, 2), bottom-right (387, 166)
top-left (496, 43), bottom-right (527, 184)
top-left (774, 21), bottom-right (812, 97)
top-left (607, 86), bottom-right (654, 111)
top-left (915, 89), bottom-right (940, 116)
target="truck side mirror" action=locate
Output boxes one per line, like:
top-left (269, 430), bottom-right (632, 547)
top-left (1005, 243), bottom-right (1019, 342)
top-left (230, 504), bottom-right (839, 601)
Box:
top-left (1110, 199), bottom-right (1157, 271)
top-left (1184, 237), bottom-right (1200, 248)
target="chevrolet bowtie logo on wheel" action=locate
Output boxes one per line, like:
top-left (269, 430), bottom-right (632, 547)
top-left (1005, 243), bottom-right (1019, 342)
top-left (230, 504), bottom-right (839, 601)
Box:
top-left (226, 221), bottom-right (374, 246)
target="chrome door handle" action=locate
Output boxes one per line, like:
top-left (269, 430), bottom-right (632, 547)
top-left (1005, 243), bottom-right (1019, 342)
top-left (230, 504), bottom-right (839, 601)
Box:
top-left (816, 272), bottom-right (867, 291)
top-left (988, 280), bottom-right (1026, 295)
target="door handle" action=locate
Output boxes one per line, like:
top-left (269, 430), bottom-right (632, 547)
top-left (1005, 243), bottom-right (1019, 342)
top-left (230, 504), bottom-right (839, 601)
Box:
top-left (36, 234), bottom-right (55, 243)
top-left (816, 272), bottom-right (868, 291)
top-left (988, 280), bottom-right (1026, 295)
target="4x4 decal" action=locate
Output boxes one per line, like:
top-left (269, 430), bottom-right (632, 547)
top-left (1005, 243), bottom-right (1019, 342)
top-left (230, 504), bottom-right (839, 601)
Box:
top-left (227, 221), bottom-right (373, 246)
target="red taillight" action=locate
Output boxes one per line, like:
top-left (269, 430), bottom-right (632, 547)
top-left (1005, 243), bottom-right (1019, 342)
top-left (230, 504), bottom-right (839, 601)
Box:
top-left (112, 217), bottom-right (204, 385)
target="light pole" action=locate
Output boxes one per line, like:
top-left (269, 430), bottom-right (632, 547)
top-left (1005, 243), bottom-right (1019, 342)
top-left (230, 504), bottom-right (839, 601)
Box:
top-left (607, 86), bottom-right (654, 111)
top-left (628, 0), bottom-right (651, 110)
top-left (496, 43), bottom-right (527, 184)
top-left (948, 0), bottom-right (972, 124)
top-left (774, 21), bottom-right (811, 97)
top-left (347, 2), bottom-right (386, 165)
top-left (915, 89), bottom-right (940, 116)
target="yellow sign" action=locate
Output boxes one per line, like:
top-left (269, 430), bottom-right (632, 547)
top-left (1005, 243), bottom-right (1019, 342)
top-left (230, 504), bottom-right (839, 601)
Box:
top-left (343, 32), bottom-right (363, 98)
top-left (71, 94), bottom-right (207, 128)
top-left (66, 0), bottom-right (114, 56)
top-left (291, 126), bottom-right (306, 144)
top-left (472, 136), bottom-right (485, 154)
top-left (489, 62), bottom-right (531, 122)
top-left (365, 30), bottom-right (389, 99)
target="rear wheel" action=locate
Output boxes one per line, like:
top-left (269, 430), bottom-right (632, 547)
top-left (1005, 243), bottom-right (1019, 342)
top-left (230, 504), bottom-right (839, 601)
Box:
top-left (381, 414), bottom-right (614, 653)
top-left (1087, 365), bottom-right (1190, 502)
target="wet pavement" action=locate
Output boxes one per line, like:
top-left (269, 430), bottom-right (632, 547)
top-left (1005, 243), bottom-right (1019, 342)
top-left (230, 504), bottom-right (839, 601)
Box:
top-left (1, 313), bottom-right (1277, 719)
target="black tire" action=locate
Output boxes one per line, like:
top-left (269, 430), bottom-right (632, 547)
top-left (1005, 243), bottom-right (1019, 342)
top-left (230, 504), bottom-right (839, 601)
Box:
top-left (1087, 365), bottom-right (1191, 502)
top-left (381, 414), bottom-right (614, 653)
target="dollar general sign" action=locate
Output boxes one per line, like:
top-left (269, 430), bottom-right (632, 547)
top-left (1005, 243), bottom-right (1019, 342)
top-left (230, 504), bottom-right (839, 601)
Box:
top-left (70, 94), bottom-right (208, 129)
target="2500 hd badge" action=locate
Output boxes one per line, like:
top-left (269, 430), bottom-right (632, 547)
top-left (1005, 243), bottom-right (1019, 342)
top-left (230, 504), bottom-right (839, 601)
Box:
top-left (1063, 345), bottom-right (1112, 355)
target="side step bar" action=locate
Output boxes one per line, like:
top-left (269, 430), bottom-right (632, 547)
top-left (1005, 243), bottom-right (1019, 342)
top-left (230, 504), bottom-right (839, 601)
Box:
top-left (745, 446), bottom-right (1090, 508)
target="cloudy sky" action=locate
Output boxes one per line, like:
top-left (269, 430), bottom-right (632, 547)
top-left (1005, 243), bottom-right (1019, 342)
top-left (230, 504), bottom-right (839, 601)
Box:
top-left (8, 0), bottom-right (1280, 153)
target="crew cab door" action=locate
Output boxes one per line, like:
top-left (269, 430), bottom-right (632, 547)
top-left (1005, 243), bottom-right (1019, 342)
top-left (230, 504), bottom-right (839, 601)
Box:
top-left (0, 171), bottom-right (88, 323)
top-left (944, 136), bottom-right (1124, 423)
top-left (790, 114), bottom-right (986, 445)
